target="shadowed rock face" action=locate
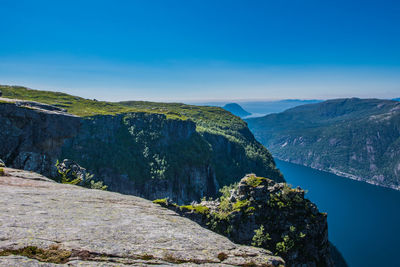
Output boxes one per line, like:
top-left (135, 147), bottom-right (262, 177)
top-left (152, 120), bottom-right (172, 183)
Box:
top-left (0, 100), bottom-right (80, 178)
top-left (0, 168), bottom-right (284, 266)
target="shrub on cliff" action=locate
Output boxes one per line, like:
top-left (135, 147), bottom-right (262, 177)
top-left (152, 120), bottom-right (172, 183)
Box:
top-left (55, 160), bottom-right (107, 190)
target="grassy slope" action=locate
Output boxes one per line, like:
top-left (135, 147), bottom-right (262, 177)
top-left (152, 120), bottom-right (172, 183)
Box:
top-left (1, 85), bottom-right (250, 144)
top-left (0, 85), bottom-right (186, 119)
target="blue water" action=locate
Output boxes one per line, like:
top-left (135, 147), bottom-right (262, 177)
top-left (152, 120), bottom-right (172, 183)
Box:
top-left (275, 159), bottom-right (400, 267)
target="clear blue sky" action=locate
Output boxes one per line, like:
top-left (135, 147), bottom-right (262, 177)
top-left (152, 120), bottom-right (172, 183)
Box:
top-left (1, 0), bottom-right (399, 101)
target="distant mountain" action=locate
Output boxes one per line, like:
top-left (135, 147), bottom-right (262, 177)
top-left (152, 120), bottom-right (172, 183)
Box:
top-left (222, 103), bottom-right (251, 117)
top-left (393, 98), bottom-right (400, 101)
top-left (239, 99), bottom-right (323, 115)
top-left (190, 99), bottom-right (323, 118)
top-left (246, 98), bottom-right (400, 190)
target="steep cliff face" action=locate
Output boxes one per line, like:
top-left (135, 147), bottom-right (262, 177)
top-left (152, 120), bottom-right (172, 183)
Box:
top-left (61, 112), bottom-right (219, 203)
top-left (0, 88), bottom-right (282, 203)
top-left (0, 100), bottom-right (80, 177)
top-left (247, 98), bottom-right (400, 190)
top-left (61, 112), bottom-right (283, 203)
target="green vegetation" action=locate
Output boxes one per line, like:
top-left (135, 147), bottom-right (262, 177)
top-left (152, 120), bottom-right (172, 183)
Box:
top-left (232, 199), bottom-right (250, 211)
top-left (88, 180), bottom-right (108, 190)
top-left (0, 85), bottom-right (185, 119)
top-left (244, 174), bottom-right (266, 187)
top-left (55, 161), bottom-right (107, 190)
top-left (0, 168), bottom-right (4, 176)
top-left (55, 163), bottom-right (81, 185)
top-left (268, 184), bottom-right (306, 209)
top-left (252, 225), bottom-right (271, 247)
top-left (0, 246), bottom-right (71, 264)
top-left (276, 235), bottom-right (295, 254)
top-left (179, 204), bottom-right (210, 214)
top-left (152, 198), bottom-right (169, 206)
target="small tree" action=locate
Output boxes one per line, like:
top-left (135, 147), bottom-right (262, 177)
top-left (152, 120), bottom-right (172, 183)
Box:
top-left (55, 161), bottom-right (81, 185)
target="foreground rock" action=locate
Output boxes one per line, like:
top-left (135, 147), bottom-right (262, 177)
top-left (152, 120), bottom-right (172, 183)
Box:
top-left (0, 168), bottom-right (284, 266)
top-left (155, 174), bottom-right (333, 266)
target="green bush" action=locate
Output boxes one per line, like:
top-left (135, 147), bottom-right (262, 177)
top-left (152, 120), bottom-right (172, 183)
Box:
top-left (57, 168), bottom-right (81, 185)
top-left (152, 198), bottom-right (168, 206)
top-left (55, 161), bottom-right (107, 190)
top-left (232, 199), bottom-right (250, 211)
top-left (245, 174), bottom-right (266, 187)
top-left (89, 180), bottom-right (108, 190)
top-left (275, 235), bottom-right (295, 254)
top-left (252, 225), bottom-right (271, 247)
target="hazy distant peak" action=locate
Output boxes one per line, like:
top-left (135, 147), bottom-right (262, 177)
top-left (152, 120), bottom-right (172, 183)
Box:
top-left (222, 103), bottom-right (251, 118)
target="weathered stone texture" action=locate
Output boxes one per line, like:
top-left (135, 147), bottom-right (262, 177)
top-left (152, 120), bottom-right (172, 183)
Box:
top-left (0, 168), bottom-right (284, 266)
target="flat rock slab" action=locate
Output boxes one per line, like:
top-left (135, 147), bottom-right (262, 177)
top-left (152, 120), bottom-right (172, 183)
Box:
top-left (0, 168), bottom-right (284, 266)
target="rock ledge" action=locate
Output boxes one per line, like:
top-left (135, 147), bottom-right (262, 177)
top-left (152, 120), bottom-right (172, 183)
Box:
top-left (0, 168), bottom-right (284, 266)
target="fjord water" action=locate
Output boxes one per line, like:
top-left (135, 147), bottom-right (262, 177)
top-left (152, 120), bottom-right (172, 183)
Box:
top-left (276, 159), bottom-right (400, 267)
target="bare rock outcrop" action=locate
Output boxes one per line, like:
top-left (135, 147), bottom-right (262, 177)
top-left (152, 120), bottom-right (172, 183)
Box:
top-left (0, 168), bottom-right (284, 266)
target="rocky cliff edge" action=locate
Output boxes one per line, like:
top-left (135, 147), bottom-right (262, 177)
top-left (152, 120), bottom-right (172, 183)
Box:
top-left (0, 167), bottom-right (284, 266)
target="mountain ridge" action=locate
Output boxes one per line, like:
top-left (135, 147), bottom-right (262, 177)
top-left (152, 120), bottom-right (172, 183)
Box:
top-left (246, 98), bottom-right (400, 190)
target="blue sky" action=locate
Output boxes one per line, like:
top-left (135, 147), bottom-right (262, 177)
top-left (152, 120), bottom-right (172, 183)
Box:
top-left (1, 0), bottom-right (399, 101)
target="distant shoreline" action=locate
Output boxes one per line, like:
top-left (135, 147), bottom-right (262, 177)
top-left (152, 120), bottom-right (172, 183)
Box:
top-left (276, 157), bottom-right (400, 192)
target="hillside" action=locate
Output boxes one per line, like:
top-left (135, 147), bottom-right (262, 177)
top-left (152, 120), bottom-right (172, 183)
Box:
top-left (0, 167), bottom-right (284, 266)
top-left (222, 103), bottom-right (251, 117)
top-left (0, 85), bottom-right (283, 203)
top-left (247, 98), bottom-right (400, 190)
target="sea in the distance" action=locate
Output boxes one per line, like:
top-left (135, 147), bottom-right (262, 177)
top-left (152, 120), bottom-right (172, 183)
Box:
top-left (275, 159), bottom-right (400, 267)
